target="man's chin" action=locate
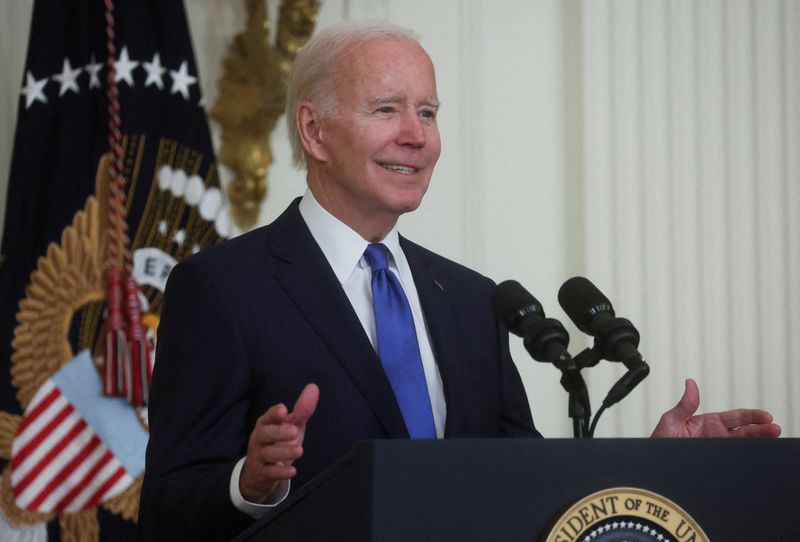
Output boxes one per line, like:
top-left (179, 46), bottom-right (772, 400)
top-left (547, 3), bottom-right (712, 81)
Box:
top-left (393, 184), bottom-right (429, 212)
top-left (388, 197), bottom-right (424, 216)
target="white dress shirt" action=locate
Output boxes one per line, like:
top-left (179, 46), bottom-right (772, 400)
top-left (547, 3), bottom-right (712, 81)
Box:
top-left (298, 190), bottom-right (447, 434)
top-left (231, 190), bottom-right (447, 516)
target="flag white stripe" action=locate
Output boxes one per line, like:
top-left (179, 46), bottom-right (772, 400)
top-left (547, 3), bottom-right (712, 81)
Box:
top-left (11, 406), bottom-right (81, 486)
top-left (14, 422), bottom-right (96, 510)
top-left (36, 436), bottom-right (106, 513)
top-left (64, 454), bottom-right (126, 512)
top-left (12, 391), bottom-right (69, 454)
top-left (22, 380), bottom-right (56, 415)
top-left (52, 449), bottom-right (115, 513)
top-left (99, 470), bottom-right (133, 504)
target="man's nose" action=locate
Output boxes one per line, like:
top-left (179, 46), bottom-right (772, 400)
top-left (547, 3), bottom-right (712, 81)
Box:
top-left (397, 111), bottom-right (426, 148)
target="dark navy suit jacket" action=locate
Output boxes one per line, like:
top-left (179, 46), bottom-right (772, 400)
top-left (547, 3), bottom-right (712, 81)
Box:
top-left (139, 200), bottom-right (539, 540)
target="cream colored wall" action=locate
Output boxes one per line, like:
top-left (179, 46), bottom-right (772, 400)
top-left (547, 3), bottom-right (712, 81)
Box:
top-left (0, 0), bottom-right (34, 245)
top-left (2, 1), bottom-right (797, 438)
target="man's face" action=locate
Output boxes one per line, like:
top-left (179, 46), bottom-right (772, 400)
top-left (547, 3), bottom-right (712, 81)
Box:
top-left (312, 38), bottom-right (441, 234)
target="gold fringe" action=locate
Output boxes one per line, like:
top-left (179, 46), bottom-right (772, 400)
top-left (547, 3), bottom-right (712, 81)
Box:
top-left (60, 508), bottom-right (99, 542)
top-left (0, 412), bottom-right (21, 459)
top-left (0, 464), bottom-right (54, 527)
top-left (102, 475), bottom-right (142, 522)
top-left (9, 170), bottom-right (106, 409)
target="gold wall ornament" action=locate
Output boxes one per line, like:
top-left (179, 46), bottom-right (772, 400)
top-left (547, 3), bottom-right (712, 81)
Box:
top-left (210, 0), bottom-right (320, 231)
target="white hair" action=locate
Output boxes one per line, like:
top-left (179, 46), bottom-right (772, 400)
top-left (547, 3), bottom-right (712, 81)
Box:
top-left (285, 20), bottom-right (421, 169)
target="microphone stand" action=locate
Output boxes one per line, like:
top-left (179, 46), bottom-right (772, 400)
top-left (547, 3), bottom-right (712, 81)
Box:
top-left (519, 317), bottom-right (595, 438)
top-left (561, 348), bottom-right (601, 437)
top-left (555, 358), bottom-right (591, 438)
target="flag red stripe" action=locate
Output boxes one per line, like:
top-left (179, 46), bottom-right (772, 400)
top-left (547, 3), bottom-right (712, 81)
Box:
top-left (25, 431), bottom-right (101, 511)
top-left (14, 416), bottom-right (87, 498)
top-left (52, 449), bottom-right (113, 512)
top-left (12, 402), bottom-right (75, 469)
top-left (15, 387), bottom-right (60, 435)
top-left (83, 465), bottom-right (127, 509)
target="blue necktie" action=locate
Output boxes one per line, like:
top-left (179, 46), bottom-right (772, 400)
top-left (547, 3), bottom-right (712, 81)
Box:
top-left (364, 243), bottom-right (436, 439)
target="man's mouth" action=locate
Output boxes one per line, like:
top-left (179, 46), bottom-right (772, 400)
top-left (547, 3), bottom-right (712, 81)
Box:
top-left (379, 163), bottom-right (419, 174)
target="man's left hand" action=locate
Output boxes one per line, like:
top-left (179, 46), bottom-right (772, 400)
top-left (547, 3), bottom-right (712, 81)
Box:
top-left (651, 378), bottom-right (782, 438)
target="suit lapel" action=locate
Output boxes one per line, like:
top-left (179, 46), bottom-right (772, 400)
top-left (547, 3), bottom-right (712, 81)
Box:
top-left (267, 201), bottom-right (408, 437)
top-left (401, 238), bottom-right (467, 437)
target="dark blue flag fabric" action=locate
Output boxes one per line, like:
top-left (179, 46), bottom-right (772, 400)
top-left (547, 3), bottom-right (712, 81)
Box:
top-left (0, 1), bottom-right (227, 539)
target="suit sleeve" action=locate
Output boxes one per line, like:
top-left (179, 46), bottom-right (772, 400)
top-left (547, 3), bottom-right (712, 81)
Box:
top-left (139, 260), bottom-right (256, 541)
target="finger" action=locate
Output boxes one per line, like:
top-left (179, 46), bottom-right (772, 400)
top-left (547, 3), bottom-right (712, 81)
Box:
top-left (256, 463), bottom-right (297, 481)
top-left (725, 422), bottom-right (782, 439)
top-left (717, 408), bottom-right (774, 429)
top-left (256, 403), bottom-right (289, 426)
top-left (257, 443), bottom-right (304, 465)
top-left (666, 378), bottom-right (700, 422)
top-left (246, 462), bottom-right (298, 485)
top-left (250, 423), bottom-right (300, 446)
top-left (287, 383), bottom-right (320, 425)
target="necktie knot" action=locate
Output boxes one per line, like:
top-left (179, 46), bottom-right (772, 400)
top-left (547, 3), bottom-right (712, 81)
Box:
top-left (364, 243), bottom-right (389, 272)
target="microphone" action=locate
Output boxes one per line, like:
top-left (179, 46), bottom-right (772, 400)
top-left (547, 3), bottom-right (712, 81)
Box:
top-left (558, 276), bottom-right (642, 364)
top-left (558, 277), bottom-right (649, 407)
top-left (493, 280), bottom-right (591, 437)
top-left (491, 280), bottom-right (570, 364)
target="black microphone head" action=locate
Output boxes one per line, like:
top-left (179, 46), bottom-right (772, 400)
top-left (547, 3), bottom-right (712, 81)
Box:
top-left (491, 280), bottom-right (544, 337)
top-left (558, 276), bottom-right (615, 334)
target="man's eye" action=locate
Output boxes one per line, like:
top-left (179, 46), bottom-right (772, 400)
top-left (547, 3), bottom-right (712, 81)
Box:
top-left (420, 110), bottom-right (436, 120)
top-left (377, 106), bottom-right (395, 114)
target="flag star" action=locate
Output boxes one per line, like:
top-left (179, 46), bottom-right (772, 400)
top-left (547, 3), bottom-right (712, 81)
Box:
top-left (192, 244), bottom-right (201, 255)
top-left (21, 71), bottom-right (48, 108)
top-left (173, 229), bottom-right (186, 245)
top-left (158, 220), bottom-right (168, 236)
top-left (657, 535), bottom-right (665, 541)
top-left (169, 60), bottom-right (197, 100)
top-left (52, 58), bottom-right (82, 96)
top-left (86, 54), bottom-right (103, 89)
top-left (143, 52), bottom-right (166, 90)
top-left (115, 46), bottom-right (139, 86)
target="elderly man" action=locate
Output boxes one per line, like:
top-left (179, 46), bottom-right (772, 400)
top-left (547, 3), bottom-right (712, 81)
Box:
top-left (139, 20), bottom-right (779, 541)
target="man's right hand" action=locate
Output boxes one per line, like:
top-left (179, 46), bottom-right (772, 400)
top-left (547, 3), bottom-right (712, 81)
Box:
top-left (239, 383), bottom-right (320, 503)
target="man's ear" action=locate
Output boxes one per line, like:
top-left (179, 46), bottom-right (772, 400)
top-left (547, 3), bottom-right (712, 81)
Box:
top-left (297, 101), bottom-right (328, 163)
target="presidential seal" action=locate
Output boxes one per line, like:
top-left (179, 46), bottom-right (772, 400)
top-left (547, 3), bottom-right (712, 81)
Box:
top-left (544, 487), bottom-right (709, 542)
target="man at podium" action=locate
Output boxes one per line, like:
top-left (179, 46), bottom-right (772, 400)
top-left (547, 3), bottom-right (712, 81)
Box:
top-left (139, 20), bottom-right (780, 541)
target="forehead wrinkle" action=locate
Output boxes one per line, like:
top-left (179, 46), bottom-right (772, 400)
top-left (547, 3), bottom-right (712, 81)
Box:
top-left (334, 39), bottom-right (440, 115)
top-left (368, 95), bottom-right (403, 106)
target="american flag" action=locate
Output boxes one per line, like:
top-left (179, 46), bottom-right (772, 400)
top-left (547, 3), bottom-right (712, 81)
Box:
top-left (1, 0), bottom-right (221, 536)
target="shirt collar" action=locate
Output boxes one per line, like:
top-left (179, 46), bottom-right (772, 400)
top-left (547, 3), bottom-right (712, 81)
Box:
top-left (298, 189), bottom-right (403, 283)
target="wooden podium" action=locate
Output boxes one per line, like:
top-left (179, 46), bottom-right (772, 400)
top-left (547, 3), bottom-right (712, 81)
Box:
top-left (234, 438), bottom-right (800, 541)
